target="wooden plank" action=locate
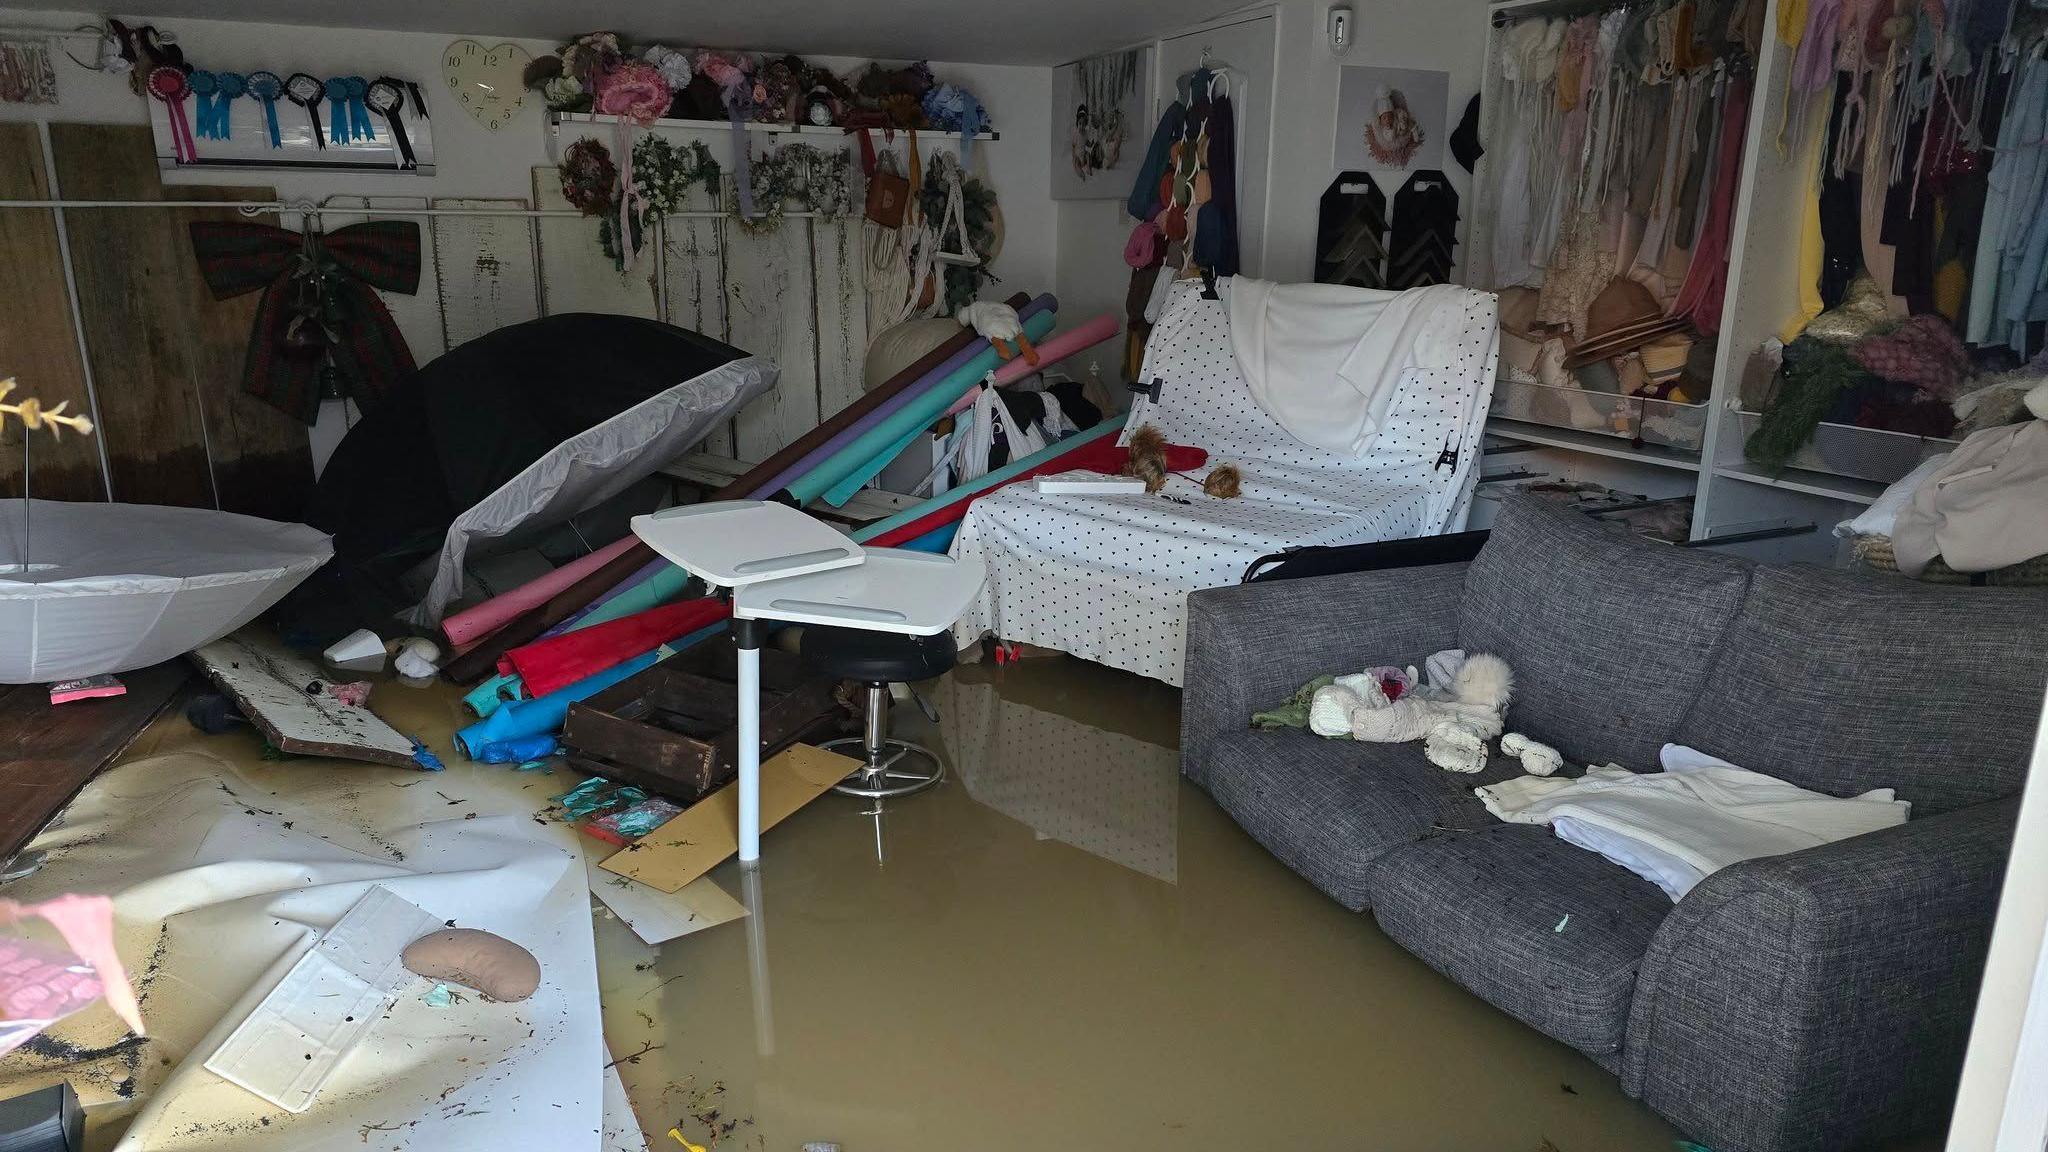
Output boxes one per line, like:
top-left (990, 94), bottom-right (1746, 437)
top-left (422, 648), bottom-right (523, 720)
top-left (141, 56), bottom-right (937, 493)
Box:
top-left (431, 196), bottom-right (541, 349)
top-left (178, 185), bottom-right (315, 523)
top-left (658, 186), bottom-right (733, 458)
top-left (190, 632), bottom-right (421, 768)
top-left (0, 123), bottom-right (103, 502)
top-left (0, 661), bottom-right (189, 862)
top-left (50, 123), bottom-right (214, 508)
top-left (723, 221), bottom-right (820, 462)
top-left (47, 124), bottom-right (312, 519)
top-left (529, 165), bottom-right (658, 320)
top-left (809, 217), bottom-right (869, 425)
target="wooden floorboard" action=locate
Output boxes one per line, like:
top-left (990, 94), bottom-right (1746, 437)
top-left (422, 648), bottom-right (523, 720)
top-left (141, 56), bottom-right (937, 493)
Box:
top-left (0, 661), bottom-right (191, 862)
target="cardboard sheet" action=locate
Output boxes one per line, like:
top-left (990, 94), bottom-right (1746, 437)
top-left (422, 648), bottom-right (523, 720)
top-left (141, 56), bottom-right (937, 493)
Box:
top-left (584, 855), bottom-right (746, 946)
top-left (600, 744), bottom-right (858, 892)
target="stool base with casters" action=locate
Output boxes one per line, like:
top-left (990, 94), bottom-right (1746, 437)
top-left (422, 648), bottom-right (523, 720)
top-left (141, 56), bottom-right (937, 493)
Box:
top-left (802, 627), bottom-right (956, 800)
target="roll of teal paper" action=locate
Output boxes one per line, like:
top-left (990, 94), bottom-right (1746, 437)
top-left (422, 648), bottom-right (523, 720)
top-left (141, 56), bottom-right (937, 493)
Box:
top-left (786, 304), bottom-right (1058, 507)
top-left (452, 621), bottom-right (725, 757)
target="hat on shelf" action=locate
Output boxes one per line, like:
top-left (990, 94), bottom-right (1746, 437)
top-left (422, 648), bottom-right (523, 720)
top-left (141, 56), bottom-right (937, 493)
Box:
top-left (1564, 277), bottom-right (1689, 368)
top-left (1637, 331), bottom-right (1694, 384)
top-left (1495, 284), bottom-right (1547, 377)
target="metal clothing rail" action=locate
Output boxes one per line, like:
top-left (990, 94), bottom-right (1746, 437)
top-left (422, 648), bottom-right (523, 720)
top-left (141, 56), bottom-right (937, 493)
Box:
top-left (8, 121), bottom-right (845, 505)
top-left (0, 198), bottom-right (828, 219)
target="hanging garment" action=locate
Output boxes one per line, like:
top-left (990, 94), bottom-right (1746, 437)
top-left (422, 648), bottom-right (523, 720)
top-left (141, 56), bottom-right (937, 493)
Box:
top-left (1671, 75), bottom-right (1752, 336)
top-left (1128, 100), bottom-right (1187, 222)
top-left (1227, 277), bottom-right (1474, 459)
top-left (1193, 87), bottom-right (1241, 276)
top-left (1478, 744), bottom-right (1909, 901)
top-left (1966, 57), bottom-right (2048, 348)
top-left (188, 220), bottom-right (421, 424)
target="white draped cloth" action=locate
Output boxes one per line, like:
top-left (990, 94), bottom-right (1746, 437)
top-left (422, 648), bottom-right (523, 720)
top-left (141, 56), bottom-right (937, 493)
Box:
top-left (950, 279), bottom-right (1498, 685)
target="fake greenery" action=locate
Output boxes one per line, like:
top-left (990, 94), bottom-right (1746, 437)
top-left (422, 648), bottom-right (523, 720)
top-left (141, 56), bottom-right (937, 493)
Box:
top-left (1744, 338), bottom-right (1868, 473)
top-left (557, 135), bottom-right (857, 260)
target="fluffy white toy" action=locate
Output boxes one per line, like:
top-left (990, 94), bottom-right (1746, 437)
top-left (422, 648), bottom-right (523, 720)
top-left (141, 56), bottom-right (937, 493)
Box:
top-left (956, 301), bottom-right (1040, 365)
top-left (1309, 652), bottom-right (1515, 773)
top-left (1501, 732), bottom-right (1564, 776)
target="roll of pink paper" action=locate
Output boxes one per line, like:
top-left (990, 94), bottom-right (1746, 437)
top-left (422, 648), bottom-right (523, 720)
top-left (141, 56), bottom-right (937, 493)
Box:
top-left (942, 314), bottom-right (1121, 416)
top-left (440, 534), bottom-right (639, 647)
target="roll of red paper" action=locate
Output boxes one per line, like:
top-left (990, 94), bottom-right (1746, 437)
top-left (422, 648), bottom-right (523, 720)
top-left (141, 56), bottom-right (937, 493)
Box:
top-left (501, 597), bottom-right (730, 700)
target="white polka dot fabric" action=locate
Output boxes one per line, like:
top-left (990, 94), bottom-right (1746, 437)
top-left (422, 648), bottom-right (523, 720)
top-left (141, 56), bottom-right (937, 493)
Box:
top-left (951, 279), bottom-right (1499, 686)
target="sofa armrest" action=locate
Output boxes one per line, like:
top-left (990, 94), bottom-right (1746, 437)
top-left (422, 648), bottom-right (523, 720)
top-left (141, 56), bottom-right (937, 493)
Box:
top-left (1623, 797), bottom-right (2019, 1152)
top-left (1179, 561), bottom-right (1468, 789)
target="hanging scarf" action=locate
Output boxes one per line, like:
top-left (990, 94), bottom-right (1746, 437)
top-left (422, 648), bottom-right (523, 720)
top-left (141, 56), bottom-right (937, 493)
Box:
top-left (188, 220), bottom-right (421, 424)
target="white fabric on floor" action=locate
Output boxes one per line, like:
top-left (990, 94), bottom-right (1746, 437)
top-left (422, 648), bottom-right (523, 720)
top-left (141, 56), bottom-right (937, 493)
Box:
top-left (950, 279), bottom-right (1498, 686)
top-left (0, 751), bottom-right (604, 1151)
top-left (0, 500), bottom-right (331, 684)
top-left (1477, 744), bottom-right (1911, 900)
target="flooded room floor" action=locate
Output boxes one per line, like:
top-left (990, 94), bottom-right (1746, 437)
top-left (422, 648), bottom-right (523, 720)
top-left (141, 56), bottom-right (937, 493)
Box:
top-left (591, 659), bottom-right (1682, 1152)
top-left (15, 654), bottom-right (1685, 1151)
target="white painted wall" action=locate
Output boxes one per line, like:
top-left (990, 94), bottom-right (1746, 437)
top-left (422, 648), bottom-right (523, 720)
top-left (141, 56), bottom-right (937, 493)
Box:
top-left (0, 7), bottom-right (1056, 347)
top-left (1052, 0), bottom-right (1493, 371)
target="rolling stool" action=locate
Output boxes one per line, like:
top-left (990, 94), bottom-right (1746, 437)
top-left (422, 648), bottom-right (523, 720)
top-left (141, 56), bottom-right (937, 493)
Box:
top-left (801, 625), bottom-right (955, 798)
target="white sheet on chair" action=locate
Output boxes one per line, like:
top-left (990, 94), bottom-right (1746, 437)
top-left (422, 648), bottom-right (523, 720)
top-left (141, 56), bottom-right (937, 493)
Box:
top-left (950, 280), bottom-right (1498, 686)
top-left (1229, 278), bottom-right (1472, 459)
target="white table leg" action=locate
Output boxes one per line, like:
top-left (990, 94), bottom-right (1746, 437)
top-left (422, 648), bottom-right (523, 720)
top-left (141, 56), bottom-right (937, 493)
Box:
top-left (735, 619), bottom-right (762, 863)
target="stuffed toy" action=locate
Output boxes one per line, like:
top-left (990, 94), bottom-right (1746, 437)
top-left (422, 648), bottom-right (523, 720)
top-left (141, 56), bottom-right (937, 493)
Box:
top-left (956, 300), bottom-right (1038, 364)
top-left (1308, 650), bottom-right (1514, 772)
top-left (1501, 732), bottom-right (1563, 776)
top-left (1122, 424), bottom-right (1170, 492)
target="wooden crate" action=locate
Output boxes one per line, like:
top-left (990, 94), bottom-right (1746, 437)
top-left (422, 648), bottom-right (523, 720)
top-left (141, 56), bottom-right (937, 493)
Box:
top-left (560, 635), bottom-right (853, 804)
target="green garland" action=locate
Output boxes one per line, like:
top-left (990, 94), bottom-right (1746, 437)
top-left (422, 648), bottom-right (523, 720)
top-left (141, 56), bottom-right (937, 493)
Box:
top-left (728, 143), bottom-right (856, 235)
top-left (1744, 338), bottom-right (1870, 473)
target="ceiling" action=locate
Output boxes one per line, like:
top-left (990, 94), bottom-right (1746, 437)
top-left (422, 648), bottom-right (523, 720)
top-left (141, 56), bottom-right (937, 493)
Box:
top-left (20, 0), bottom-right (1238, 65)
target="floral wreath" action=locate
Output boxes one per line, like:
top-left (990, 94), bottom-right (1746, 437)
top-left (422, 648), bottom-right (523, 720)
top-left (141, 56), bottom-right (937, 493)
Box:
top-left (728, 143), bottom-right (857, 235)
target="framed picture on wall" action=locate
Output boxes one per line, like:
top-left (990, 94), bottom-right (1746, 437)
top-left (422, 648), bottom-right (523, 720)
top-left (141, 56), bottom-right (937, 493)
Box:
top-left (1050, 47), bottom-right (1152, 200)
top-left (1333, 65), bottom-right (1449, 174)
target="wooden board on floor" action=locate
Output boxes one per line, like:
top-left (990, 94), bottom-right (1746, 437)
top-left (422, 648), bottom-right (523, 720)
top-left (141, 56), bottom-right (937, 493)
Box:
top-left (0, 661), bottom-right (188, 861)
top-left (0, 123), bottom-right (105, 502)
top-left (190, 632), bottom-right (421, 768)
top-left (47, 124), bottom-right (312, 520)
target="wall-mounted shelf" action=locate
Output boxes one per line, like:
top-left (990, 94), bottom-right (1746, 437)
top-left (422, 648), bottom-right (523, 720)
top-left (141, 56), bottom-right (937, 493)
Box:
top-left (1486, 417), bottom-right (1703, 472)
top-left (1712, 461), bottom-right (1885, 505)
top-left (549, 111), bottom-right (998, 142)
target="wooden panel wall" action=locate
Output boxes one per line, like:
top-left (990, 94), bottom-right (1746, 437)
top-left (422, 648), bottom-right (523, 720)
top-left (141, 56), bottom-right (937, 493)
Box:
top-left (532, 166), bottom-right (872, 467)
top-left (0, 123), bottom-right (104, 502)
top-left (47, 124), bottom-right (312, 520)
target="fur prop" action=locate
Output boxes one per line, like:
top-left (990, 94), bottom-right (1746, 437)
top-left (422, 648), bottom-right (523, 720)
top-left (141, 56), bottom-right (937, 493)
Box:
top-left (1308, 652), bottom-right (1514, 773)
top-left (1123, 424), bottom-right (1169, 492)
top-left (1202, 464), bottom-right (1241, 498)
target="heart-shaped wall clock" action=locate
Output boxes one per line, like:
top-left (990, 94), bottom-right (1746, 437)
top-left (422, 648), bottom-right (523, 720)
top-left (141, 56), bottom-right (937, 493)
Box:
top-left (441, 39), bottom-right (531, 132)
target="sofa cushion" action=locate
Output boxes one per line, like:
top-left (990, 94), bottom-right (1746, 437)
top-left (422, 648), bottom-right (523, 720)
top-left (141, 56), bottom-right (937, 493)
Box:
top-left (1460, 494), bottom-right (1752, 770)
top-left (1368, 824), bottom-right (1674, 1056)
top-left (1676, 565), bottom-right (2048, 814)
top-left (1203, 730), bottom-right (1527, 910)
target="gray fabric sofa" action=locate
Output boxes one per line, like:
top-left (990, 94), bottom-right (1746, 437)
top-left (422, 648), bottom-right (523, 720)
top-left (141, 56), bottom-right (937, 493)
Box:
top-left (1181, 493), bottom-right (2048, 1152)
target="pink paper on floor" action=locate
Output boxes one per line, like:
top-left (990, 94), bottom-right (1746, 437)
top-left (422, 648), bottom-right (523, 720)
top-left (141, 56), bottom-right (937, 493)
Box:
top-left (0, 894), bottom-right (145, 1048)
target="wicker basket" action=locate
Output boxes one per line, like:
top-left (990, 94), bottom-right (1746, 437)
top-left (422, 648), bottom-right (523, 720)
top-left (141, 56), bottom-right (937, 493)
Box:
top-left (1852, 535), bottom-right (2048, 586)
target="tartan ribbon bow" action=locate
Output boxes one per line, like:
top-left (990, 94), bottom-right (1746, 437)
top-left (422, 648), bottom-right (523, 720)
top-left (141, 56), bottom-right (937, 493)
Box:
top-left (189, 219), bottom-right (421, 425)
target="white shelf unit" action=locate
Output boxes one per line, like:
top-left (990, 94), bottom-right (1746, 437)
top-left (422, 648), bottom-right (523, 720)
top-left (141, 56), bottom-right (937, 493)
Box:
top-left (549, 111), bottom-right (998, 142)
top-left (1474, 0), bottom-right (1876, 564)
